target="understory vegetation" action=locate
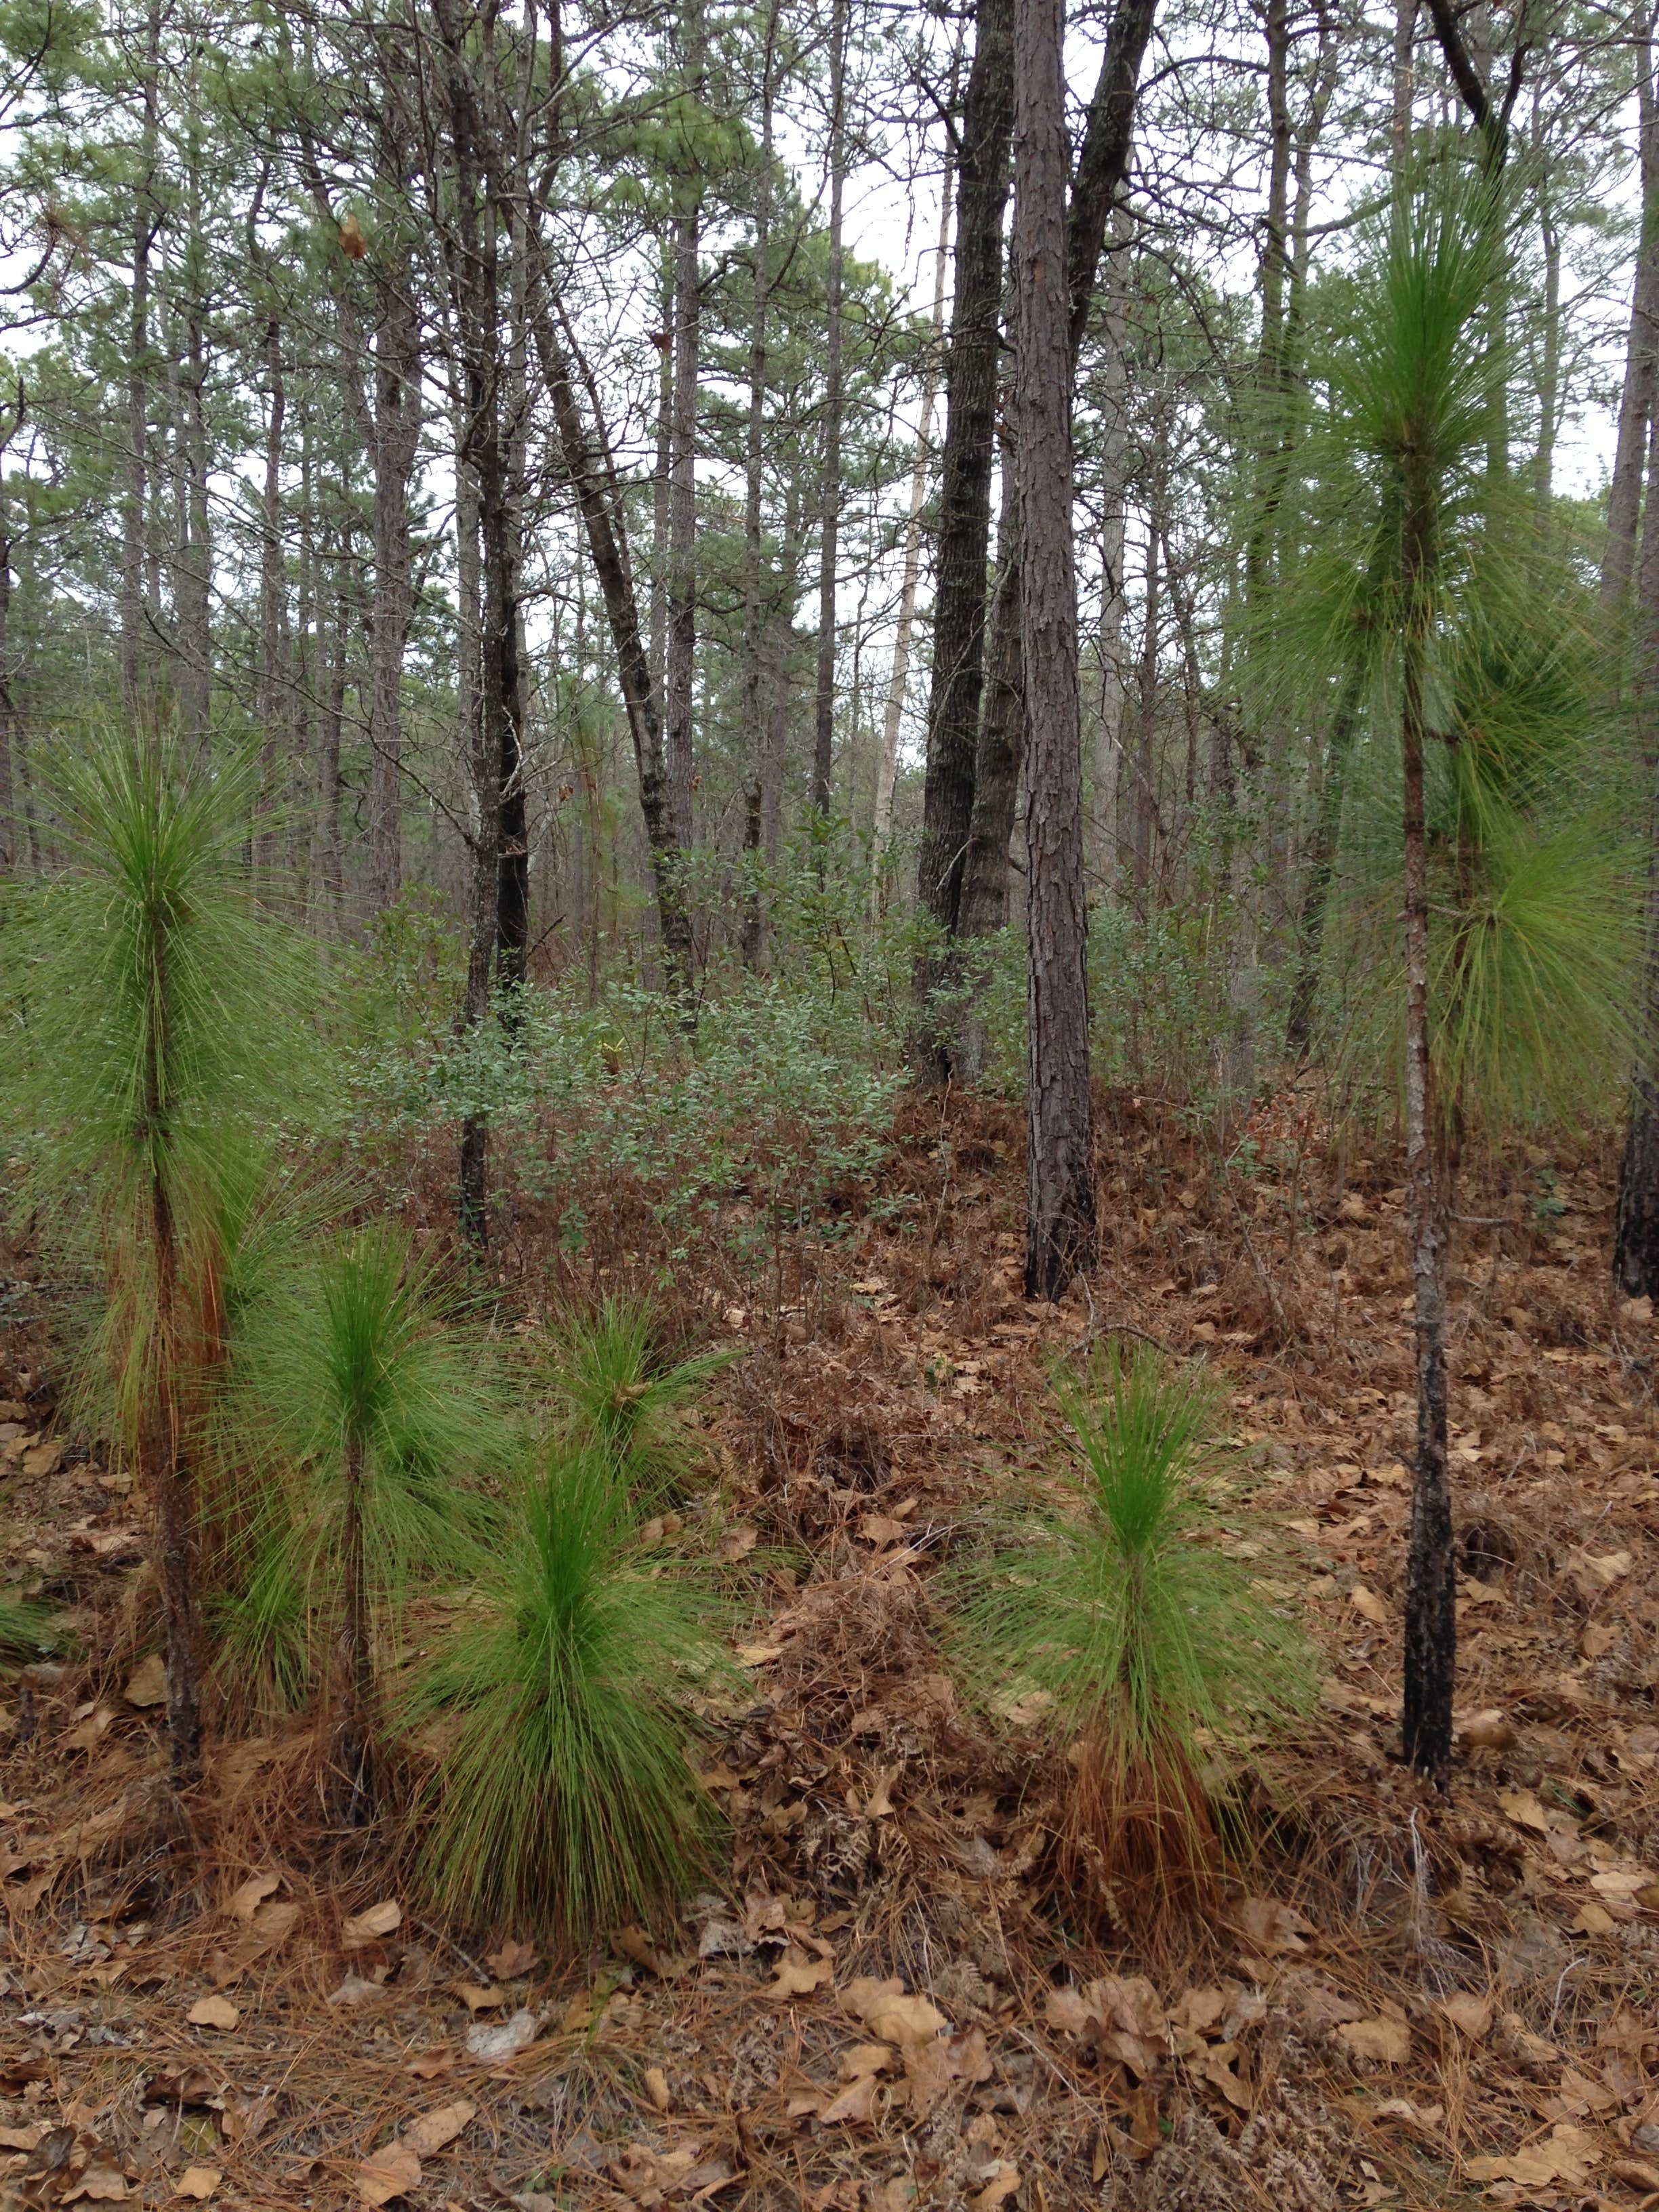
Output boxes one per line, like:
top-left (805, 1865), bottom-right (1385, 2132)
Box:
top-left (3, 0), bottom-right (1659, 2197)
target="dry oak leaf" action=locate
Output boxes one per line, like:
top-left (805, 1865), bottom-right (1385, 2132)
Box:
top-left (342, 1900), bottom-right (403, 1946)
top-left (905, 2026), bottom-right (993, 2117)
top-left (1349, 1586), bottom-right (1389, 1626)
top-left (643, 2067), bottom-right (671, 2114)
top-left (62, 2156), bottom-right (129, 2203)
top-left (971, 2161), bottom-right (1020, 2212)
top-left (454, 1982), bottom-right (506, 2015)
top-left (227, 1872), bottom-right (280, 1923)
top-left (817, 2071), bottom-right (882, 2126)
top-left (485, 1938), bottom-right (538, 1980)
top-left (173, 2171), bottom-right (221, 2201)
top-left (1234, 1896), bottom-right (1313, 1957)
top-left (1336, 2015), bottom-right (1411, 2065)
top-left (843, 1976), bottom-right (948, 2046)
top-left (1465, 2123), bottom-right (1601, 2190)
top-left (0, 2125), bottom-right (43, 2152)
top-left (123, 1654), bottom-right (167, 1708)
top-left (1456, 1710), bottom-right (1515, 1753)
top-left (1498, 1788), bottom-right (1550, 1835)
top-left (1439, 1993), bottom-right (1492, 2041)
top-left (186, 1994), bottom-right (239, 2031)
top-left (765, 1948), bottom-right (834, 2001)
top-left (356, 2144), bottom-right (422, 2207)
top-left (401, 2101), bottom-right (476, 2158)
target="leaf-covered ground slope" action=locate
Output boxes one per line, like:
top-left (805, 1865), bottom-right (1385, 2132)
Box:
top-left (2, 1095), bottom-right (1657, 2212)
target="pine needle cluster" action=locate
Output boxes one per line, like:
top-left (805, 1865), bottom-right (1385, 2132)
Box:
top-left (954, 1343), bottom-right (1313, 1906)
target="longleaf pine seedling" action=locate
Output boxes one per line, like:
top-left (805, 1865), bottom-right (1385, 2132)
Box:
top-left (399, 1439), bottom-right (730, 1939)
top-left (7, 733), bottom-right (307, 1786)
top-left (238, 1223), bottom-right (511, 1824)
top-left (548, 1294), bottom-right (735, 1502)
top-left (954, 1342), bottom-right (1311, 1914)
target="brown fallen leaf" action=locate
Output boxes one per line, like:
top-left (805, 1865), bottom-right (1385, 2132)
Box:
top-left (485, 1938), bottom-right (538, 1980)
top-left (971, 2161), bottom-right (1020, 2211)
top-left (817, 2072), bottom-right (881, 2126)
top-left (1498, 1788), bottom-right (1549, 1835)
top-left (1465, 2123), bottom-right (1601, 2190)
top-left (173, 2171), bottom-right (222, 2201)
top-left (643, 2066), bottom-right (671, 2113)
top-left (355, 2144), bottom-right (422, 2207)
top-left (1337, 2015), bottom-right (1411, 2065)
top-left (764, 1948), bottom-right (833, 2001)
top-left (614, 1925), bottom-right (672, 1976)
top-left (64, 2156), bottom-right (129, 2203)
top-left (842, 1975), bottom-right (948, 2045)
top-left (405, 2051), bottom-right (455, 2081)
top-left (1439, 1992), bottom-right (1492, 2041)
top-left (228, 1872), bottom-right (281, 1923)
top-left (342, 1900), bottom-right (403, 1946)
top-left (1233, 1897), bottom-right (1313, 1957)
top-left (186, 1994), bottom-right (239, 2032)
top-left (0, 2125), bottom-right (43, 2151)
top-left (453, 1982), bottom-right (506, 2015)
top-left (401, 2101), bottom-right (476, 2158)
top-left (124, 1654), bottom-right (167, 1708)
top-left (1349, 1586), bottom-right (1389, 1626)
top-left (1573, 1901), bottom-right (1617, 1936)
top-left (1456, 1710), bottom-right (1515, 1752)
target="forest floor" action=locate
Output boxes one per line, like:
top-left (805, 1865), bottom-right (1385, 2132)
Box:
top-left (3, 1089), bottom-right (1659, 2212)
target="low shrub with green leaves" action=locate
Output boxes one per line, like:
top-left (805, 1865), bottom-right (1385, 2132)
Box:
top-left (953, 1342), bottom-right (1313, 1908)
top-left (342, 971), bottom-right (902, 1278)
top-left (398, 1440), bottom-right (730, 1938)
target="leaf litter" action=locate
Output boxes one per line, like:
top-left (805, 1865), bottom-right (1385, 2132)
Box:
top-left (3, 1099), bottom-right (1659, 2207)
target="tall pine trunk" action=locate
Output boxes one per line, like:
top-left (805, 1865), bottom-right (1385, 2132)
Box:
top-left (1400, 466), bottom-right (1454, 1786)
top-left (741, 1), bottom-right (779, 966)
top-left (367, 161), bottom-right (420, 916)
top-left (665, 0), bottom-right (704, 860)
top-left (872, 157), bottom-right (954, 914)
top-left (950, 0), bottom-right (1158, 959)
top-left (255, 312), bottom-right (286, 883)
top-left (915, 0), bottom-right (1016, 969)
top-left (1017, 0), bottom-right (1095, 1299)
top-left (121, 1), bottom-right (160, 719)
top-left (813, 0), bottom-right (848, 822)
top-left (1604, 11), bottom-right (1658, 607)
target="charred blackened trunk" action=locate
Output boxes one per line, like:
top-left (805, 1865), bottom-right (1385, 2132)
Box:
top-left (914, 0), bottom-right (1015, 981)
top-left (1017, 0), bottom-right (1096, 1300)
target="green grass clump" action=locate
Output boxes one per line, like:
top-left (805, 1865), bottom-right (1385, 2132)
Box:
top-left (0, 1596), bottom-right (69, 1660)
top-left (399, 1439), bottom-right (729, 1938)
top-left (954, 1342), bottom-right (1313, 1908)
top-left (233, 1223), bottom-right (514, 1816)
top-left (548, 1294), bottom-right (735, 1501)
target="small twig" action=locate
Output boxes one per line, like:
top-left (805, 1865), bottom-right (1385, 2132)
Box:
top-left (416, 1917), bottom-right (495, 1988)
top-left (1067, 1317), bottom-right (1181, 1361)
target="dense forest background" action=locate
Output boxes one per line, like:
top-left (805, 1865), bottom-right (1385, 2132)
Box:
top-left (0, 0), bottom-right (1641, 1055)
